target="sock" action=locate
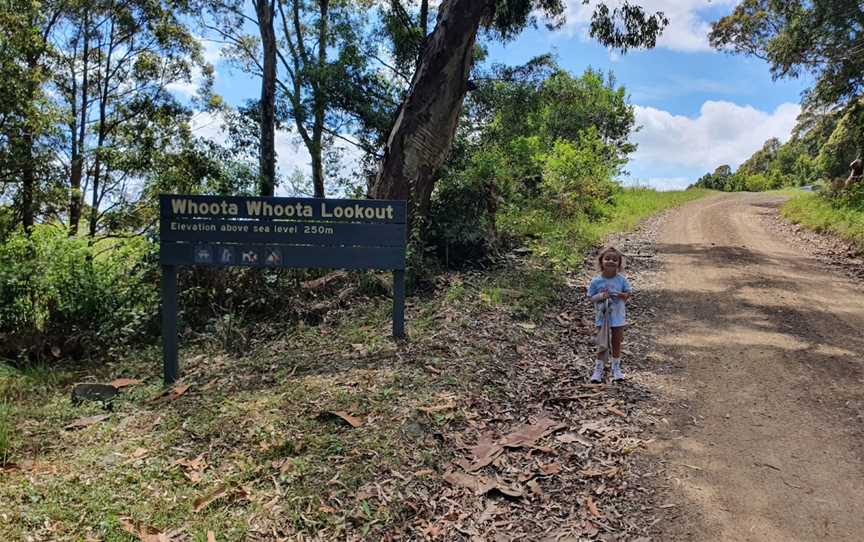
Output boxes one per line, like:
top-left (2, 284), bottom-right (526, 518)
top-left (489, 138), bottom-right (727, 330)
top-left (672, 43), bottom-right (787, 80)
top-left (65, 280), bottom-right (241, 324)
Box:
top-left (590, 359), bottom-right (605, 382)
top-left (611, 358), bottom-right (625, 380)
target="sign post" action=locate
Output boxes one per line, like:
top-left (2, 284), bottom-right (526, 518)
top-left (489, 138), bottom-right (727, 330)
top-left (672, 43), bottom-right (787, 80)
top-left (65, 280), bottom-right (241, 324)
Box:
top-left (159, 194), bottom-right (407, 385)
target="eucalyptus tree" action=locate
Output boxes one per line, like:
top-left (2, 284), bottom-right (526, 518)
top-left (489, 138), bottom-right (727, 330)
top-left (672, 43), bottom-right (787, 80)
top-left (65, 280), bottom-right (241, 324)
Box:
top-left (710, 0), bottom-right (864, 111)
top-left (710, 1), bottom-right (864, 181)
top-left (369, 0), bottom-right (668, 221)
top-left (49, 0), bottom-right (204, 236)
top-left (0, 0), bottom-right (65, 233)
top-left (201, 0), bottom-right (392, 198)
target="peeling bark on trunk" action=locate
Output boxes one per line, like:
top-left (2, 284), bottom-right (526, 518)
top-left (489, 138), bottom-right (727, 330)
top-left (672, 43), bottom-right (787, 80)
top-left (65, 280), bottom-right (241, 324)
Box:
top-left (256, 0), bottom-right (277, 197)
top-left (370, 0), bottom-right (489, 220)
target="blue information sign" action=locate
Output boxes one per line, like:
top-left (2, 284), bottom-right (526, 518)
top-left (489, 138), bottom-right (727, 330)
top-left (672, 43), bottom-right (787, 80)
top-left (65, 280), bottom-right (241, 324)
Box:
top-left (159, 194), bottom-right (408, 384)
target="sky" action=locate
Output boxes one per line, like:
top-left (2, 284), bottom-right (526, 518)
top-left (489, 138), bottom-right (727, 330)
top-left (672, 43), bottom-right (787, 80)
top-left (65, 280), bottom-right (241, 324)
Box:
top-left (179, 0), bottom-right (812, 192)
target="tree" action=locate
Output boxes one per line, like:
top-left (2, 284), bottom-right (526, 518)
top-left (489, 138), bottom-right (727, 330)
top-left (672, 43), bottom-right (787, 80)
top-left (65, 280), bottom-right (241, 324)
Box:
top-left (709, 1), bottom-right (864, 111)
top-left (203, 0), bottom-right (391, 198)
top-left (0, 0), bottom-right (65, 233)
top-left (369, 0), bottom-right (667, 221)
top-left (738, 137), bottom-right (781, 177)
top-left (52, 0), bottom-right (203, 236)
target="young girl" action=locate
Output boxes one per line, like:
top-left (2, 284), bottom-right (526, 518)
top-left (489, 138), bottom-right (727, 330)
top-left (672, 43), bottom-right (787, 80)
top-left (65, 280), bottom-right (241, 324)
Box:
top-left (587, 246), bottom-right (632, 383)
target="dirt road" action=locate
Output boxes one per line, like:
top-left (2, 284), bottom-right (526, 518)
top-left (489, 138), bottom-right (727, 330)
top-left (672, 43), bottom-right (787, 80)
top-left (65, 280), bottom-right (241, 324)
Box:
top-left (645, 193), bottom-right (864, 541)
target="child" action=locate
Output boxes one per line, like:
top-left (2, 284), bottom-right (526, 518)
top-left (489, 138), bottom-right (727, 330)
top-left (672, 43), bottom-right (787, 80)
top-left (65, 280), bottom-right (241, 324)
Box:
top-left (587, 246), bottom-right (632, 383)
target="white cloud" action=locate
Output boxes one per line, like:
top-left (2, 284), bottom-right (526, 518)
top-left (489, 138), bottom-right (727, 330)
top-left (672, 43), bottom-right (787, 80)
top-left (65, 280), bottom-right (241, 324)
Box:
top-left (564, 0), bottom-right (738, 52)
top-left (631, 101), bottom-right (801, 176)
top-left (621, 177), bottom-right (691, 191)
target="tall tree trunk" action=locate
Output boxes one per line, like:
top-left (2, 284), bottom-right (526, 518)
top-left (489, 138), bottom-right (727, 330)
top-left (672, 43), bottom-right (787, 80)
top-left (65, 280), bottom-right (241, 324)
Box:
top-left (370, 0), bottom-right (489, 219)
top-left (256, 0), bottom-right (277, 197)
top-left (311, 0), bottom-right (328, 198)
top-left (89, 19), bottom-right (113, 237)
top-left (419, 0), bottom-right (429, 36)
top-left (69, 19), bottom-right (89, 236)
top-left (20, 132), bottom-right (35, 233)
top-left (21, 55), bottom-right (39, 234)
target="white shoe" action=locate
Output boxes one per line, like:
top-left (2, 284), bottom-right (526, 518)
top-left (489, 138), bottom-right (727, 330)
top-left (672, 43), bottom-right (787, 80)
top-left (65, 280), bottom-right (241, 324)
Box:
top-left (590, 360), bottom-right (605, 383)
top-left (611, 359), bottom-right (625, 381)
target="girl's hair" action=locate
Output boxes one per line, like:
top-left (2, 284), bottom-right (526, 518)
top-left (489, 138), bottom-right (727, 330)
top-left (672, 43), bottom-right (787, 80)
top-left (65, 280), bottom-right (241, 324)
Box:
top-left (596, 246), bottom-right (625, 272)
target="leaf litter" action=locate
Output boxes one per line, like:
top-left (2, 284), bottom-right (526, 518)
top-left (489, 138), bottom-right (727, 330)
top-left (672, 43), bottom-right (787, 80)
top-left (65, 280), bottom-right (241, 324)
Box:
top-left (2, 213), bottom-right (675, 540)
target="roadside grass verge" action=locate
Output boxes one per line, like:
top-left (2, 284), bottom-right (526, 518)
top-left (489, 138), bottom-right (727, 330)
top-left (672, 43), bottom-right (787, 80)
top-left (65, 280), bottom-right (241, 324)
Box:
top-left (781, 192), bottom-right (864, 250)
top-left (499, 187), bottom-right (712, 270)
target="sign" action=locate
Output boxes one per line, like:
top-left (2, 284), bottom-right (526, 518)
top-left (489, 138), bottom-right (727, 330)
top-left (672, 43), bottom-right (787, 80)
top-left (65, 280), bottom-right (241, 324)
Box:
top-left (159, 194), bottom-right (408, 384)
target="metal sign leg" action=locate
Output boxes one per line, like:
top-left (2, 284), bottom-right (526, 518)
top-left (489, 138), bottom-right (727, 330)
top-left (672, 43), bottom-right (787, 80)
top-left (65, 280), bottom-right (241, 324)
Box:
top-left (161, 265), bottom-right (178, 384)
top-left (393, 269), bottom-right (405, 339)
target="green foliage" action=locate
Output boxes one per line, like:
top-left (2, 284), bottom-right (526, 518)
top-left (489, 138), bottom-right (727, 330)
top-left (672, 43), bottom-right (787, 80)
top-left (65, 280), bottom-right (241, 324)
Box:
top-left (0, 226), bottom-right (158, 361)
top-left (709, 0), bottom-right (864, 110)
top-left (499, 187), bottom-right (710, 269)
top-left (816, 103), bottom-right (864, 179)
top-left (541, 134), bottom-right (618, 217)
top-left (692, 164), bottom-right (735, 190)
top-left (743, 173), bottom-right (778, 192)
top-left (427, 61), bottom-right (638, 266)
top-left (694, 99), bottom-right (862, 194)
top-left (782, 189), bottom-right (864, 249)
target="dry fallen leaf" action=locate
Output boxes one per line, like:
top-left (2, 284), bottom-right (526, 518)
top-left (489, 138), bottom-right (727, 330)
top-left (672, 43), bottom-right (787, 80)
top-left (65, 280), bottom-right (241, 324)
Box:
top-left (586, 495), bottom-right (602, 518)
top-left (110, 378), bottom-right (144, 389)
top-left (499, 418), bottom-right (565, 449)
top-left (192, 485), bottom-right (248, 513)
top-left (119, 518), bottom-right (170, 542)
top-left (174, 454), bottom-right (207, 471)
top-left (322, 411), bottom-right (363, 428)
top-left (149, 383), bottom-right (190, 405)
top-left (167, 384), bottom-right (190, 401)
top-left (463, 438), bottom-right (503, 471)
top-left (540, 462), bottom-right (562, 475)
top-left (64, 414), bottom-right (110, 431)
top-left (193, 485), bottom-right (229, 513)
top-left (607, 405), bottom-right (627, 418)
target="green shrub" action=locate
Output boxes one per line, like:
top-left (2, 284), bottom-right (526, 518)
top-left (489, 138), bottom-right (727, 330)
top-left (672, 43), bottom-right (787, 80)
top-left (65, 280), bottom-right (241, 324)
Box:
top-left (540, 132), bottom-right (618, 218)
top-left (743, 173), bottom-right (780, 192)
top-left (428, 173), bottom-right (498, 265)
top-left (0, 226), bottom-right (158, 361)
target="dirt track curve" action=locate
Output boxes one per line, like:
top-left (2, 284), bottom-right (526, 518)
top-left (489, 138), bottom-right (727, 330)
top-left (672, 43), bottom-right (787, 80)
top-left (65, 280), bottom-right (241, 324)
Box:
top-left (645, 193), bottom-right (864, 541)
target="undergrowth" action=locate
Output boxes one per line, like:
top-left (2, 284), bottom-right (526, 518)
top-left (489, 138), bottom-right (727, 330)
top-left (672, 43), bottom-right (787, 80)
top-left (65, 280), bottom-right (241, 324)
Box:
top-left (499, 187), bottom-right (711, 269)
top-left (781, 191), bottom-right (864, 249)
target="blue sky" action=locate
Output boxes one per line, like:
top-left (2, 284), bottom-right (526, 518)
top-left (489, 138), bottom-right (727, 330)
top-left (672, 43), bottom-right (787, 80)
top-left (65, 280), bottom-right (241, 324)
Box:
top-left (182, 0), bottom-right (812, 192)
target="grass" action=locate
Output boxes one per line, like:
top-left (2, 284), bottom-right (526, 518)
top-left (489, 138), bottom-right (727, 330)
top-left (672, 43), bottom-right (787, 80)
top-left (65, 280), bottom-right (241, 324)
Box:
top-left (781, 192), bottom-right (864, 249)
top-left (493, 187), bottom-right (712, 322)
top-left (499, 187), bottom-right (712, 269)
top-left (0, 400), bottom-right (11, 465)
